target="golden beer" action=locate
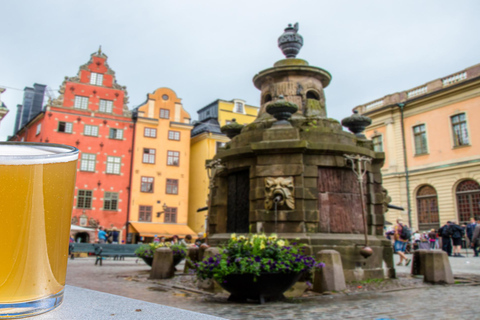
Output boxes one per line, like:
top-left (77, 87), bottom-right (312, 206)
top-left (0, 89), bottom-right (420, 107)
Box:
top-left (0, 143), bottom-right (78, 318)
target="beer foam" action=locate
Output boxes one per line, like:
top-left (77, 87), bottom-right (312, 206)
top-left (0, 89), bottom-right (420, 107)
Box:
top-left (0, 144), bottom-right (78, 165)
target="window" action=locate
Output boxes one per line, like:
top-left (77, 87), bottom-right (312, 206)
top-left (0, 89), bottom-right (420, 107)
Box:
top-left (143, 148), bottom-right (156, 164)
top-left (166, 179), bottom-right (178, 194)
top-left (109, 128), bottom-right (123, 140)
top-left (77, 190), bottom-right (93, 209)
top-left (103, 192), bottom-right (118, 211)
top-left (167, 151), bottom-right (180, 166)
top-left (141, 176), bottom-right (154, 193)
top-left (74, 96), bottom-right (89, 110)
top-left (80, 153), bottom-right (96, 172)
top-left (99, 99), bottom-right (113, 113)
top-left (168, 130), bottom-right (180, 141)
top-left (216, 141), bottom-right (226, 153)
top-left (456, 180), bottom-right (480, 224)
top-left (90, 72), bottom-right (103, 86)
top-left (416, 185), bottom-right (440, 230)
top-left (164, 207), bottom-right (177, 223)
top-left (372, 135), bottom-right (383, 152)
top-left (84, 125), bottom-right (99, 137)
top-left (58, 121), bottom-right (73, 133)
top-left (139, 205), bottom-right (152, 222)
top-left (413, 124), bottom-right (428, 155)
top-left (234, 101), bottom-right (245, 114)
top-left (144, 127), bottom-right (157, 138)
top-left (36, 124), bottom-right (41, 135)
top-left (160, 109), bottom-right (170, 119)
top-left (106, 156), bottom-right (121, 174)
top-left (451, 113), bottom-right (469, 147)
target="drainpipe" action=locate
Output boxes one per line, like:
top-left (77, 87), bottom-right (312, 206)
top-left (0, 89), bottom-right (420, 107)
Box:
top-left (126, 111), bottom-right (137, 243)
top-left (397, 103), bottom-right (413, 228)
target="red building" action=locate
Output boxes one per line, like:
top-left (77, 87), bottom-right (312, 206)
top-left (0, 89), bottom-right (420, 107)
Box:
top-left (12, 49), bottom-right (133, 243)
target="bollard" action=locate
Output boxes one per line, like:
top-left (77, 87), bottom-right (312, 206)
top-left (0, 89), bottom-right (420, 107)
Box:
top-left (150, 247), bottom-right (174, 279)
top-left (184, 247), bottom-right (200, 273)
top-left (423, 250), bottom-right (454, 284)
top-left (411, 249), bottom-right (428, 276)
top-left (197, 247), bottom-right (223, 293)
top-left (313, 250), bottom-right (346, 293)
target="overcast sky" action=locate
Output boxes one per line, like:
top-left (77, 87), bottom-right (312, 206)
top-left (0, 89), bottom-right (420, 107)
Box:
top-left (1, 1), bottom-right (479, 141)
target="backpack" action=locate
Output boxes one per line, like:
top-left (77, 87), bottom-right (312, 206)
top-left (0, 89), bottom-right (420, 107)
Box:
top-left (400, 224), bottom-right (411, 240)
top-left (441, 225), bottom-right (453, 237)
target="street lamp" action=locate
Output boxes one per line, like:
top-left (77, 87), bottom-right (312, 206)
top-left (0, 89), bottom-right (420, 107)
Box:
top-left (156, 203), bottom-right (168, 218)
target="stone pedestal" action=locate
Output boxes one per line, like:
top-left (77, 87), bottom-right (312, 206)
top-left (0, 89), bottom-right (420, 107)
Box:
top-left (150, 247), bottom-right (174, 280)
top-left (423, 250), bottom-right (454, 284)
top-left (313, 250), bottom-right (346, 293)
top-left (184, 247), bottom-right (199, 273)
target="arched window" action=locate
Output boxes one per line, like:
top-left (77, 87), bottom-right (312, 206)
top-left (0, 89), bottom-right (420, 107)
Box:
top-left (306, 90), bottom-right (320, 100)
top-left (416, 185), bottom-right (440, 230)
top-left (456, 180), bottom-right (480, 224)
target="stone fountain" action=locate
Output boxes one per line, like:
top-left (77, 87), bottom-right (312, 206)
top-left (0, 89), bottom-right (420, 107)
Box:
top-left (207, 23), bottom-right (394, 281)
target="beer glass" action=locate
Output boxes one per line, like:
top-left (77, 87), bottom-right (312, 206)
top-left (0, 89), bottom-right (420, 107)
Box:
top-left (0, 142), bottom-right (78, 318)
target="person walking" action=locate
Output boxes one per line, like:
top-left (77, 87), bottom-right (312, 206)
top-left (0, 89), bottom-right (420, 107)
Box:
top-left (394, 218), bottom-right (411, 266)
top-left (438, 222), bottom-right (453, 256)
top-left (428, 229), bottom-right (437, 250)
top-left (467, 217), bottom-right (477, 248)
top-left (471, 219), bottom-right (480, 257)
top-left (97, 226), bottom-right (107, 244)
top-left (449, 220), bottom-right (465, 257)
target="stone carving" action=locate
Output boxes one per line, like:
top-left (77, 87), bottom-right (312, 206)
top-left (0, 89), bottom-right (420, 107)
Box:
top-left (278, 23), bottom-right (303, 58)
top-left (71, 216), bottom-right (78, 225)
top-left (264, 177), bottom-right (295, 210)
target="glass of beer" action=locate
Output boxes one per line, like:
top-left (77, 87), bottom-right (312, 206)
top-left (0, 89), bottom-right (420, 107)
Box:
top-left (0, 142), bottom-right (78, 318)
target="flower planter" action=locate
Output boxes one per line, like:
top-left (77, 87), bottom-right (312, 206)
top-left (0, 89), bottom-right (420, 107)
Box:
top-left (217, 272), bottom-right (302, 304)
top-left (141, 255), bottom-right (184, 267)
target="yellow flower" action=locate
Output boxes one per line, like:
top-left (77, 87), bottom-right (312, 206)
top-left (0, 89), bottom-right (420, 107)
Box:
top-left (260, 243), bottom-right (266, 250)
top-left (259, 234), bottom-right (267, 239)
top-left (277, 240), bottom-right (285, 247)
top-left (238, 235), bottom-right (246, 241)
top-left (268, 234), bottom-right (278, 241)
top-left (231, 233), bottom-right (237, 241)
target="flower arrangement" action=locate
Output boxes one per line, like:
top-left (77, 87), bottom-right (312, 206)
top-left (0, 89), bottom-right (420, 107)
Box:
top-left (135, 242), bottom-right (187, 259)
top-left (194, 234), bottom-right (324, 283)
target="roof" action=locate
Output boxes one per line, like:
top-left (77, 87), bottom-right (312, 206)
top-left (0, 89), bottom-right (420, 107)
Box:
top-left (129, 222), bottom-right (196, 237)
top-left (191, 118), bottom-right (224, 137)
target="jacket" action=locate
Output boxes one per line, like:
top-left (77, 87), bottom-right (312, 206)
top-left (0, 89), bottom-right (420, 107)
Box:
top-left (472, 224), bottom-right (480, 244)
top-left (438, 225), bottom-right (451, 238)
top-left (450, 223), bottom-right (464, 239)
top-left (467, 223), bottom-right (477, 239)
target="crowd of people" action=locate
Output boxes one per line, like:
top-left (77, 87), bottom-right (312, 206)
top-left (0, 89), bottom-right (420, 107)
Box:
top-left (386, 217), bottom-right (480, 265)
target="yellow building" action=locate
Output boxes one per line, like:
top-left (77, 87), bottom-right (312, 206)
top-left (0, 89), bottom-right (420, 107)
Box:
top-left (128, 88), bottom-right (195, 243)
top-left (354, 63), bottom-right (480, 231)
top-left (188, 99), bottom-right (259, 234)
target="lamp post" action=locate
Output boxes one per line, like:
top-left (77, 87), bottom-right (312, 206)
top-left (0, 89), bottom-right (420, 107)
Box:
top-left (156, 203), bottom-right (168, 218)
top-left (345, 154), bottom-right (373, 258)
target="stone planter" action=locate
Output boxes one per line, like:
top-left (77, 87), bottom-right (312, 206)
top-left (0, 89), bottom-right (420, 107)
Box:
top-left (217, 272), bottom-right (302, 304)
top-left (141, 255), bottom-right (184, 267)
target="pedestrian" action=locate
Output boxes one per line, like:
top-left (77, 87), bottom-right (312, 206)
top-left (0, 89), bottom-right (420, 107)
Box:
top-left (467, 217), bottom-right (477, 247)
top-left (449, 220), bottom-right (465, 257)
top-left (428, 229), bottom-right (437, 250)
top-left (111, 227), bottom-right (119, 244)
top-left (171, 235), bottom-right (179, 245)
top-left (97, 226), bottom-right (107, 244)
top-left (470, 219), bottom-right (480, 257)
top-left (153, 235), bottom-right (160, 243)
top-left (438, 222), bottom-right (452, 256)
top-left (394, 218), bottom-right (411, 266)
top-left (413, 230), bottom-right (421, 250)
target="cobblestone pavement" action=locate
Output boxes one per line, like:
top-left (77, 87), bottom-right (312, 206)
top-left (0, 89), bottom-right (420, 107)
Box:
top-left (66, 253), bottom-right (480, 320)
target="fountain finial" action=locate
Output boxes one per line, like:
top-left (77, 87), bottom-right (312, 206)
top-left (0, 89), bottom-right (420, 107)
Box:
top-left (278, 23), bottom-right (303, 58)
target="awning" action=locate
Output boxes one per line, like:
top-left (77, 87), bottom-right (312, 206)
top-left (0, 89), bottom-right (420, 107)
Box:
top-left (71, 225), bottom-right (96, 232)
top-left (129, 222), bottom-right (196, 238)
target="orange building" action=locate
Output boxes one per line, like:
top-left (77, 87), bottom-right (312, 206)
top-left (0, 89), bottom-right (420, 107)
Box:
top-left (355, 63), bottom-right (480, 231)
top-left (11, 49), bottom-right (133, 243)
top-left (128, 88), bottom-right (195, 243)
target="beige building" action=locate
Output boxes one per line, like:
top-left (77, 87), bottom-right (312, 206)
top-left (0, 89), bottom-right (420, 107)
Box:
top-left (355, 63), bottom-right (480, 231)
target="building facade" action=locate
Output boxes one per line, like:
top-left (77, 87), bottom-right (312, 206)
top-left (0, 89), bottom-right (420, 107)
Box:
top-left (188, 99), bottom-right (258, 234)
top-left (355, 63), bottom-right (480, 231)
top-left (128, 87), bottom-right (195, 243)
top-left (11, 49), bottom-right (133, 243)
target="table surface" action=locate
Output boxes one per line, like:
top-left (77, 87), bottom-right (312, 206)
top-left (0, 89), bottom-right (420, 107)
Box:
top-left (34, 285), bottom-right (224, 319)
